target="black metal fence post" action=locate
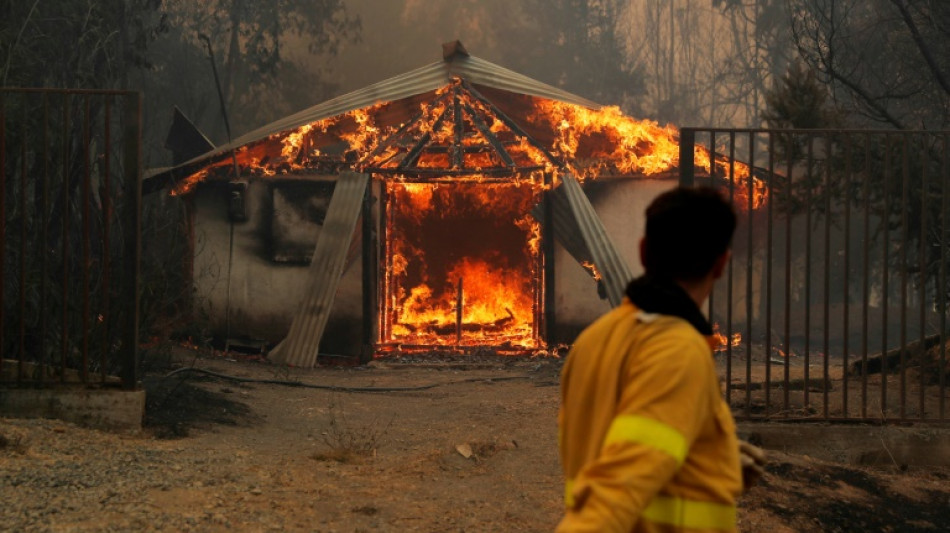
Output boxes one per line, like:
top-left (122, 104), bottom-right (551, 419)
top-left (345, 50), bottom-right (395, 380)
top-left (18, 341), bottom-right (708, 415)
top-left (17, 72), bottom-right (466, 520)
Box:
top-left (679, 128), bottom-right (695, 187)
top-left (119, 92), bottom-right (142, 389)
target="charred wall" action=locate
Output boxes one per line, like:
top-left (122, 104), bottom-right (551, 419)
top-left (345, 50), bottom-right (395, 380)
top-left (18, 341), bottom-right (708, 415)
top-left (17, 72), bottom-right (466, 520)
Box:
top-left (190, 176), bottom-right (686, 353)
top-left (191, 177), bottom-right (363, 355)
top-left (550, 178), bottom-right (675, 343)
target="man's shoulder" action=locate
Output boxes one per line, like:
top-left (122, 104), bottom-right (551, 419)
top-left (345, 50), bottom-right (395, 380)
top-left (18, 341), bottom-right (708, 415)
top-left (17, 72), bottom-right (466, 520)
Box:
top-left (573, 304), bottom-right (709, 356)
top-left (632, 313), bottom-right (713, 365)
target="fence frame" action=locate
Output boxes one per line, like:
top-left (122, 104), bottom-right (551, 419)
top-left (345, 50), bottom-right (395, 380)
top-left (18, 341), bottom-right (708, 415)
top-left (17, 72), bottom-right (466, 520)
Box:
top-left (0, 87), bottom-right (141, 390)
top-left (681, 127), bottom-right (948, 424)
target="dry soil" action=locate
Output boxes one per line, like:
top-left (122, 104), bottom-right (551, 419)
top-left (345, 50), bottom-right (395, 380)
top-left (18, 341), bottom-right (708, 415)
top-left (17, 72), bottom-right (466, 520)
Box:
top-left (1, 349), bottom-right (948, 532)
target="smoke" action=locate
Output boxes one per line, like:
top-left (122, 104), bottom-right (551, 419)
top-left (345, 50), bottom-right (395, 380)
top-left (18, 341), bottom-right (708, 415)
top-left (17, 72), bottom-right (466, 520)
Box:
top-left (138, 0), bottom-right (794, 168)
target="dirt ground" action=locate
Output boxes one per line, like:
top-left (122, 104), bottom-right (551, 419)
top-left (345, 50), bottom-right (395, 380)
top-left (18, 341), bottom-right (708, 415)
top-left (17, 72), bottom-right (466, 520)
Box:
top-left (2, 347), bottom-right (949, 532)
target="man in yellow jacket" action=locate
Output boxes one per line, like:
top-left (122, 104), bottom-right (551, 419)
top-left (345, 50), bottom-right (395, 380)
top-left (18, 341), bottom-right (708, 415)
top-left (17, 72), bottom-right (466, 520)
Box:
top-left (558, 186), bottom-right (755, 532)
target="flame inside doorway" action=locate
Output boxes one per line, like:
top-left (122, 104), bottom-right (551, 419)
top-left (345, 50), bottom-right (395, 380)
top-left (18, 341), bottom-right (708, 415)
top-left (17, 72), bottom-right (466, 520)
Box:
top-left (381, 180), bottom-right (543, 350)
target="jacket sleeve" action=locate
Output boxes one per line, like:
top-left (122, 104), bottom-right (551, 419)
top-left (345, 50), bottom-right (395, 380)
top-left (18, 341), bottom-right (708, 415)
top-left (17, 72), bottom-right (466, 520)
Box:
top-left (557, 324), bottom-right (716, 533)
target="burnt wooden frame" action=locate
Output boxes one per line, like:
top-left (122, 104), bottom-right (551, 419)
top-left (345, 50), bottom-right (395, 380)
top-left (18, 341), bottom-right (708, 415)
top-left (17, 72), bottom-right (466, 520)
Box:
top-left (361, 81), bottom-right (559, 178)
top-left (361, 80), bottom-right (563, 355)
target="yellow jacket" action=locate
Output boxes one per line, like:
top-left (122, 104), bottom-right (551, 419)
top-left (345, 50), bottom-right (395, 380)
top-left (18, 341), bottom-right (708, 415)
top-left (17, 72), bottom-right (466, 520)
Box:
top-left (558, 301), bottom-right (742, 532)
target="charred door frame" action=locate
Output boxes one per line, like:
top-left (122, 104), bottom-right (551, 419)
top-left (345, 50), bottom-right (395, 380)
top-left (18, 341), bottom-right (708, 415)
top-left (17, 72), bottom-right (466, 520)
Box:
top-left (542, 171), bottom-right (556, 345)
top-left (360, 178), bottom-right (379, 364)
top-left (367, 177), bottom-right (548, 355)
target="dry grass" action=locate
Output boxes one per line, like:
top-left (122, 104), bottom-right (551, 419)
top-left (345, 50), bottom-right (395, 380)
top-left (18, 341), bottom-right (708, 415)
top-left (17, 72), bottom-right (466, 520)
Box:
top-left (310, 395), bottom-right (392, 464)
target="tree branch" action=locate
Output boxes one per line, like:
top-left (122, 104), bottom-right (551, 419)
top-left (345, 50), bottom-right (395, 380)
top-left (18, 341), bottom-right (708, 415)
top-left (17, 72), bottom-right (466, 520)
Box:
top-left (826, 64), bottom-right (907, 129)
top-left (2, 0), bottom-right (42, 86)
top-left (889, 0), bottom-right (950, 97)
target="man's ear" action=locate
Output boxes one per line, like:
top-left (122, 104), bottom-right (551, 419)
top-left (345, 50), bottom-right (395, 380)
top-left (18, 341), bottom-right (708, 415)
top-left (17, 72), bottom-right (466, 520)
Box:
top-left (711, 250), bottom-right (731, 279)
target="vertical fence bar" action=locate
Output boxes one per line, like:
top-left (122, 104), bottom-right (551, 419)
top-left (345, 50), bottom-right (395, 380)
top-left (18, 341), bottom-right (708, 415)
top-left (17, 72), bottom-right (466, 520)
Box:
top-left (81, 95), bottom-right (91, 382)
top-left (19, 103), bottom-right (28, 379)
top-left (61, 93), bottom-right (70, 381)
top-left (765, 132), bottom-right (775, 415)
top-left (708, 131), bottom-right (716, 365)
top-left (726, 131), bottom-right (735, 406)
top-left (119, 93), bottom-right (141, 388)
top-left (0, 94), bottom-right (5, 364)
top-left (40, 94), bottom-right (50, 384)
top-left (823, 132), bottom-right (832, 419)
top-left (918, 135), bottom-right (928, 419)
top-left (842, 135), bottom-right (852, 417)
top-left (745, 132), bottom-right (754, 417)
top-left (882, 135), bottom-right (891, 417)
top-left (784, 133), bottom-right (794, 415)
top-left (941, 133), bottom-right (948, 420)
top-left (899, 137), bottom-right (909, 419)
top-left (862, 133), bottom-right (871, 418)
top-left (101, 97), bottom-right (111, 381)
top-left (804, 135), bottom-right (814, 409)
top-left (679, 128), bottom-right (694, 187)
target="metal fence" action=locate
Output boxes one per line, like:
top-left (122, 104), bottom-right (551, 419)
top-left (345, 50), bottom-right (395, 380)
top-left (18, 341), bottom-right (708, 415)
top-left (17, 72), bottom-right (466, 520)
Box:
top-left (0, 88), bottom-right (141, 389)
top-left (681, 128), bottom-right (949, 423)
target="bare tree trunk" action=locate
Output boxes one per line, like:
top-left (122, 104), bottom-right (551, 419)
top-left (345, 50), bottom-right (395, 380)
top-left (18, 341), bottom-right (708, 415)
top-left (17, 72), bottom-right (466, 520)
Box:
top-left (223, 0), bottom-right (243, 110)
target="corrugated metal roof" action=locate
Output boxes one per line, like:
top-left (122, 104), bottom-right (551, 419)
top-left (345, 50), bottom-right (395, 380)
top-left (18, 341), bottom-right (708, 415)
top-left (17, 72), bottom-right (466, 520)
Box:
top-left (268, 171), bottom-right (369, 368)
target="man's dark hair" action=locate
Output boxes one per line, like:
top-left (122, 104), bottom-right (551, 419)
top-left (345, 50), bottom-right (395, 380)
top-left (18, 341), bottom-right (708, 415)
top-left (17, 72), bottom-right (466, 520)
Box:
top-left (642, 186), bottom-right (737, 281)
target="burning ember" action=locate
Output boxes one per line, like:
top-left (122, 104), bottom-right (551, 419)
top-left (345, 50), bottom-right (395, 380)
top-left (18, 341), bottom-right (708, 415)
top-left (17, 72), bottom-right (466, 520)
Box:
top-left (712, 323), bottom-right (742, 353)
top-left (580, 261), bottom-right (603, 281)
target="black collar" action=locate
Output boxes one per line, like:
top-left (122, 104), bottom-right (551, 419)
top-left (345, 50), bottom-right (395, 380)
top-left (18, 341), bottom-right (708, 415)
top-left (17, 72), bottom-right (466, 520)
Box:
top-left (624, 275), bottom-right (713, 335)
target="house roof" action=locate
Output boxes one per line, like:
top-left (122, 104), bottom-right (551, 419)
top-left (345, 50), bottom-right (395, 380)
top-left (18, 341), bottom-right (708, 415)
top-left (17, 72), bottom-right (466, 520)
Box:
top-left (230, 44), bottom-right (600, 150)
top-left (144, 42), bottom-right (601, 193)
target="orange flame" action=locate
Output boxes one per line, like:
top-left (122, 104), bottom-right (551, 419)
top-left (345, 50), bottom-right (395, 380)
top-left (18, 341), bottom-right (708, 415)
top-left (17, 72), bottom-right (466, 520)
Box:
top-left (711, 323), bottom-right (742, 353)
top-left (525, 101), bottom-right (767, 208)
top-left (580, 261), bottom-right (602, 281)
top-left (529, 101), bottom-right (680, 177)
top-left (172, 81), bottom-right (769, 212)
top-left (382, 181), bottom-right (543, 349)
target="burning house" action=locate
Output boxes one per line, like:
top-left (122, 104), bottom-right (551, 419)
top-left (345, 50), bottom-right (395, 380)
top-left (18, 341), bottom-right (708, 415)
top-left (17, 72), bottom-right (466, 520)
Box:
top-left (146, 42), bottom-right (758, 365)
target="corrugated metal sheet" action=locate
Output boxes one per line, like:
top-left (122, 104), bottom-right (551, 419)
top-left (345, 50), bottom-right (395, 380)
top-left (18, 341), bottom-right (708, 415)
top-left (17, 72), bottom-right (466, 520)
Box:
top-left (456, 57), bottom-right (600, 108)
top-left (268, 171), bottom-right (369, 367)
top-left (160, 54), bottom-right (601, 178)
top-left (530, 188), bottom-right (597, 271)
top-left (559, 174), bottom-right (633, 306)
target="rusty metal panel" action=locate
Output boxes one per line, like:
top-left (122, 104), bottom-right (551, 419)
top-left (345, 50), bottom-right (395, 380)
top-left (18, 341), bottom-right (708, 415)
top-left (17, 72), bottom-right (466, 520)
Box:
top-left (269, 171), bottom-right (369, 368)
top-left (559, 173), bottom-right (633, 307)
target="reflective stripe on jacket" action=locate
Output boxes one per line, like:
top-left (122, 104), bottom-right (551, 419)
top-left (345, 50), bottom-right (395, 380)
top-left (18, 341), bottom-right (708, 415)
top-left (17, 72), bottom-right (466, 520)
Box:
top-left (558, 301), bottom-right (742, 532)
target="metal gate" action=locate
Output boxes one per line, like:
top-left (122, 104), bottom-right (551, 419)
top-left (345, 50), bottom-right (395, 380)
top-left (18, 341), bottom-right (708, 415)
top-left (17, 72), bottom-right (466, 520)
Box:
top-left (680, 128), bottom-right (948, 423)
top-left (0, 88), bottom-right (141, 389)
